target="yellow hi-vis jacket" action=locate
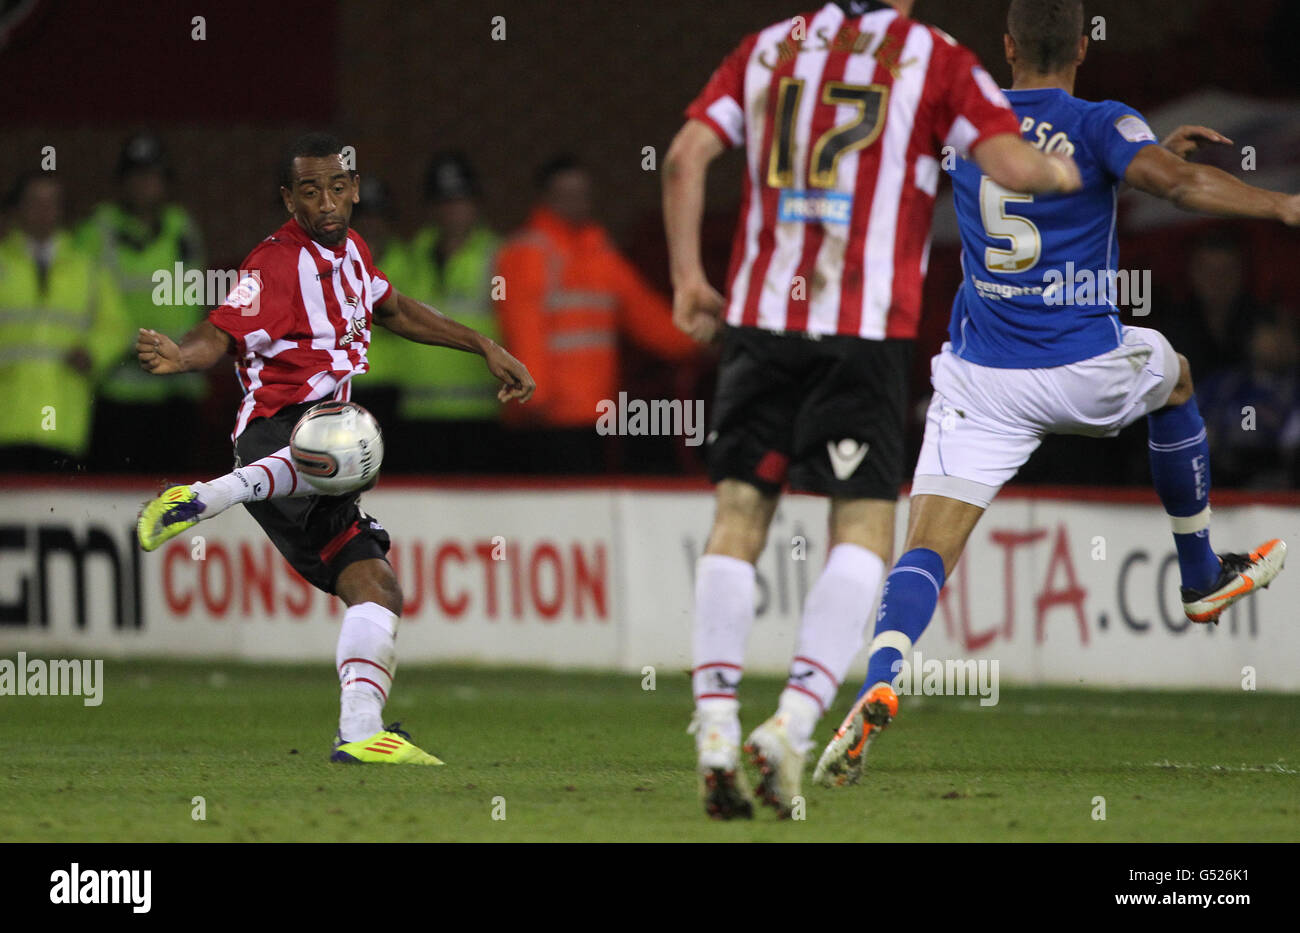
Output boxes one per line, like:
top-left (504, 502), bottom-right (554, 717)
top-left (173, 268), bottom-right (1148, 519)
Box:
top-left (75, 201), bottom-right (207, 404)
top-left (0, 229), bottom-right (127, 456)
top-left (366, 225), bottom-right (503, 421)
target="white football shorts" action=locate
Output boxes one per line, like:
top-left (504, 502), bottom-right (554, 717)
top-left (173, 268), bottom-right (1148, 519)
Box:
top-left (911, 326), bottom-right (1181, 508)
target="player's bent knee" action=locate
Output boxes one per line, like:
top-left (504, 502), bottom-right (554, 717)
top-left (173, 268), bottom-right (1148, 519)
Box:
top-left (1163, 354), bottom-right (1195, 408)
top-left (336, 558), bottom-right (403, 615)
top-left (707, 514), bottom-right (768, 563)
top-left (708, 480), bottom-right (777, 563)
top-left (828, 497), bottom-right (895, 563)
top-left (905, 494), bottom-right (986, 577)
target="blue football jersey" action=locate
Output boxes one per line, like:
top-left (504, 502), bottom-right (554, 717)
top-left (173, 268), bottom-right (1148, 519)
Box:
top-left (948, 87), bottom-right (1159, 368)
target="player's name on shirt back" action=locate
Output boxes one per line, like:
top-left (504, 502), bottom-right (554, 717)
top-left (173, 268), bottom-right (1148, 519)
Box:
top-left (755, 18), bottom-right (918, 77)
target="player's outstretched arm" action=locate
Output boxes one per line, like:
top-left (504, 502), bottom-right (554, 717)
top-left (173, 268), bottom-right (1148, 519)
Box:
top-left (373, 288), bottom-right (536, 403)
top-left (1125, 144), bottom-right (1300, 225)
top-left (137, 321), bottom-right (232, 375)
top-left (662, 119), bottom-right (727, 344)
top-left (972, 133), bottom-right (1083, 195)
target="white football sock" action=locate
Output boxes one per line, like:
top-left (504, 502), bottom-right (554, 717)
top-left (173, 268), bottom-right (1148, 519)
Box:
top-left (691, 554), bottom-right (757, 704)
top-left (691, 696), bottom-right (742, 769)
top-left (773, 688), bottom-right (821, 754)
top-left (336, 601), bottom-right (398, 742)
top-left (191, 446), bottom-right (311, 517)
top-left (783, 543), bottom-right (885, 744)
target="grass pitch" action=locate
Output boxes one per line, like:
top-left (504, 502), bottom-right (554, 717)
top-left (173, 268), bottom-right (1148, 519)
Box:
top-left (1, 661), bottom-right (1295, 842)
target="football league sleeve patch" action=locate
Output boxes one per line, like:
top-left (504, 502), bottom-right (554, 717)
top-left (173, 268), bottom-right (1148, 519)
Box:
top-left (1094, 102), bottom-right (1159, 180)
top-left (684, 34), bottom-right (754, 149)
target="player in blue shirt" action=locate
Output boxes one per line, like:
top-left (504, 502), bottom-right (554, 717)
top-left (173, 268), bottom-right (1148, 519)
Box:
top-left (813, 0), bottom-right (1299, 788)
top-left (948, 88), bottom-right (1156, 368)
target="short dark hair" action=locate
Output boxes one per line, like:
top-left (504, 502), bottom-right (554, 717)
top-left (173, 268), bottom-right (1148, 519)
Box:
top-left (534, 152), bottom-right (584, 191)
top-left (352, 175), bottom-right (394, 221)
top-left (1007, 0), bottom-right (1085, 73)
top-left (116, 132), bottom-right (168, 180)
top-left (279, 132), bottom-right (347, 189)
top-left (424, 150), bottom-right (482, 202)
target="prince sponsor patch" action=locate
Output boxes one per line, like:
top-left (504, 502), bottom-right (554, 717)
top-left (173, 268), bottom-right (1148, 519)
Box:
top-left (777, 189), bottom-right (854, 225)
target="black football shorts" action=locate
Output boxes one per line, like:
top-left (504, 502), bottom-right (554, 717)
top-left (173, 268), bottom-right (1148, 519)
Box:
top-left (706, 325), bottom-right (912, 500)
top-left (234, 401), bottom-right (392, 595)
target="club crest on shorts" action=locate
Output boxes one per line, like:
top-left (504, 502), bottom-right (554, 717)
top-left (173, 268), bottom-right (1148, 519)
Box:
top-left (827, 438), bottom-right (869, 480)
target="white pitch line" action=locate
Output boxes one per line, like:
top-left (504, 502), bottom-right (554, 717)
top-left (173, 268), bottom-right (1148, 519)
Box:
top-left (1143, 759), bottom-right (1298, 775)
top-left (949, 700), bottom-right (1249, 723)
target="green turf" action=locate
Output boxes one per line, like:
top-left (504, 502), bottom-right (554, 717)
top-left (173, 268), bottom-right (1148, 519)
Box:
top-left (1, 660), bottom-right (1295, 842)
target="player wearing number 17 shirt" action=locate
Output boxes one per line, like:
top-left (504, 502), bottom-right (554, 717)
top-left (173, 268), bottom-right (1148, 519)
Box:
top-left (814, 0), bottom-right (1297, 790)
top-left (662, 0), bottom-right (1083, 819)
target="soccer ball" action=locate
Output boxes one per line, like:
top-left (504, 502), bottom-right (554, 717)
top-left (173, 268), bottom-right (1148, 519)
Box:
top-left (289, 400), bottom-right (385, 495)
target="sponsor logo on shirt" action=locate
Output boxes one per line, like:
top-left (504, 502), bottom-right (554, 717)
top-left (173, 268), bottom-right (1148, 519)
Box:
top-left (339, 302), bottom-right (367, 346)
top-left (778, 189), bottom-right (854, 225)
top-left (972, 275), bottom-right (1046, 301)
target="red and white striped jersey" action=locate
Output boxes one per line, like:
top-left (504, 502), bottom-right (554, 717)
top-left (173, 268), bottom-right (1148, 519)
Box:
top-left (209, 217), bottom-right (392, 438)
top-left (686, 0), bottom-right (1020, 339)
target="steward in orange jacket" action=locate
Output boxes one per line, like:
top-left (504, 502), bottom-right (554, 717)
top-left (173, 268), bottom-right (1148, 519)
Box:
top-left (496, 157), bottom-right (695, 429)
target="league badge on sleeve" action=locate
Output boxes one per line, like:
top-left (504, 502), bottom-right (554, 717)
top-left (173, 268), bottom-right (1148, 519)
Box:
top-left (1114, 115), bottom-right (1157, 143)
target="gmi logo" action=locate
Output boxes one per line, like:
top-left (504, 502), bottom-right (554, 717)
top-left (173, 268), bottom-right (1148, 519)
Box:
top-left (0, 524), bottom-right (143, 630)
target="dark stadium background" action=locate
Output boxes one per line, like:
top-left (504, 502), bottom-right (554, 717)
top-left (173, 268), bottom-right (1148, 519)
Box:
top-left (3, 0), bottom-right (1298, 488)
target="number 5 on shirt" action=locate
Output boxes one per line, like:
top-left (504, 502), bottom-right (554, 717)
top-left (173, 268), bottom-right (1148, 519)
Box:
top-left (979, 176), bottom-right (1042, 273)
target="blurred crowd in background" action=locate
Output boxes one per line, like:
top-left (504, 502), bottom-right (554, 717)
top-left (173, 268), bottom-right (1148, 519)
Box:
top-left (1016, 228), bottom-right (1300, 490)
top-left (0, 135), bottom-right (710, 478)
top-left (2, 131), bottom-right (1297, 489)
top-left (1, 0), bottom-right (1297, 490)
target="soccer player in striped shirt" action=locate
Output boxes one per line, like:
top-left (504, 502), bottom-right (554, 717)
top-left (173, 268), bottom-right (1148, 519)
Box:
top-left (814, 0), bottom-right (1295, 789)
top-left (663, 0), bottom-right (1082, 818)
top-left (135, 133), bottom-right (535, 765)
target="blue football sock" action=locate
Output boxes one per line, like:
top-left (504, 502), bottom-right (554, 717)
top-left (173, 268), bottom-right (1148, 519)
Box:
top-left (858, 548), bottom-right (946, 700)
top-left (1148, 396), bottom-right (1219, 593)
